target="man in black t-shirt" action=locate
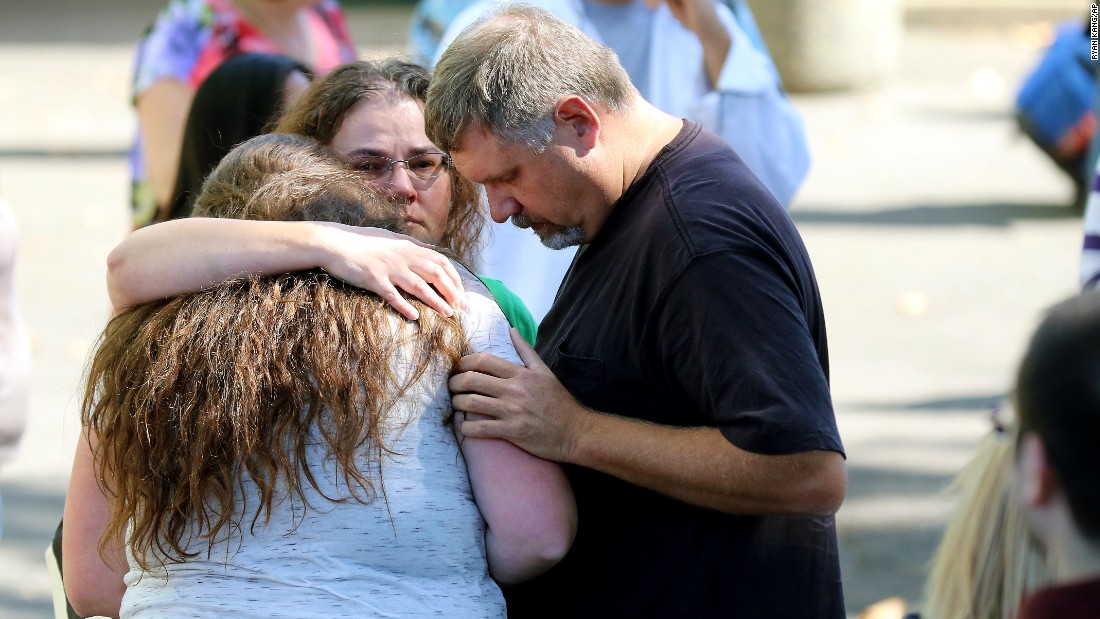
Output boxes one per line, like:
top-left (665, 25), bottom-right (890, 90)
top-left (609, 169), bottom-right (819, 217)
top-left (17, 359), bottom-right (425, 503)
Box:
top-left (428, 5), bottom-right (846, 617)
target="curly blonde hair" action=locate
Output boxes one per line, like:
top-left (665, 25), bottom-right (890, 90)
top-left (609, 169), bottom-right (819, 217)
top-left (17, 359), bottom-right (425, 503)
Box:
top-left (84, 134), bottom-right (467, 569)
top-left (922, 412), bottom-right (1052, 619)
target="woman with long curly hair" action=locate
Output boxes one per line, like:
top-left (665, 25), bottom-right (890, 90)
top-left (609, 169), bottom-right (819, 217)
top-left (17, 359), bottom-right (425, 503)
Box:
top-left (107, 58), bottom-right (538, 344)
top-left (62, 134), bottom-right (575, 618)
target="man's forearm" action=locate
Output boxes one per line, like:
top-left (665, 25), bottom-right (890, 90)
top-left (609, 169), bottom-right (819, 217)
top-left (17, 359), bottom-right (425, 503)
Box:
top-left (450, 336), bottom-right (844, 516)
top-left (568, 411), bottom-right (846, 516)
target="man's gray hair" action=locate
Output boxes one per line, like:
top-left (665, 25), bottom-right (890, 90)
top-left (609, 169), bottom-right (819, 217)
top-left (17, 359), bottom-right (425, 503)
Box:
top-left (425, 3), bottom-right (634, 153)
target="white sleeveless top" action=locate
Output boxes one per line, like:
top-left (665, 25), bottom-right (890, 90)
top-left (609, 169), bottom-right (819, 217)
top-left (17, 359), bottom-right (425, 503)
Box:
top-left (121, 270), bottom-right (519, 618)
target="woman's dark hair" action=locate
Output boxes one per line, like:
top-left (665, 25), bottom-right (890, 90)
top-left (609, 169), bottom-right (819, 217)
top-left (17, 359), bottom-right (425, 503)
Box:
top-left (161, 52), bottom-right (312, 222)
top-left (1015, 291), bottom-right (1100, 541)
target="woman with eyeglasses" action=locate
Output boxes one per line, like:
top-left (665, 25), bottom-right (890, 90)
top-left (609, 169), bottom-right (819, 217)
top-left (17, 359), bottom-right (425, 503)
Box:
top-left (107, 59), bottom-right (537, 343)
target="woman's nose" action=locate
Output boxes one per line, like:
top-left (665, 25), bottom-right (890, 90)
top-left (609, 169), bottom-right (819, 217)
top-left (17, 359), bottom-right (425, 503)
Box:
top-left (381, 165), bottom-right (418, 201)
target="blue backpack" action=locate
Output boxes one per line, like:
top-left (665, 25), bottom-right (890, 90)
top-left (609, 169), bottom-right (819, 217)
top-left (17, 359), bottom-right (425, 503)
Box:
top-left (1015, 20), bottom-right (1098, 199)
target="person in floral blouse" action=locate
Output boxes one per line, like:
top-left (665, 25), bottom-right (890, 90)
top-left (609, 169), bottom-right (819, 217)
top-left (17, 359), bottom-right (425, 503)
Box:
top-left (129, 0), bottom-right (356, 228)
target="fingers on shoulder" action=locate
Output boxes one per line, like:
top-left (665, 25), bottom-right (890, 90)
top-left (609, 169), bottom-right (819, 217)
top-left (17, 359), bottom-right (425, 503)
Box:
top-left (377, 285), bottom-right (420, 321)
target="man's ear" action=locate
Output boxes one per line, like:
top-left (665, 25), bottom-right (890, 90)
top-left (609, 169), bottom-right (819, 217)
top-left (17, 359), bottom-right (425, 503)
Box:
top-left (1019, 432), bottom-right (1060, 507)
top-left (552, 95), bottom-right (600, 152)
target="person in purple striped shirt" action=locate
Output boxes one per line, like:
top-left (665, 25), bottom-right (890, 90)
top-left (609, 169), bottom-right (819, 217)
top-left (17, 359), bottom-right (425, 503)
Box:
top-left (1079, 160), bottom-right (1100, 288)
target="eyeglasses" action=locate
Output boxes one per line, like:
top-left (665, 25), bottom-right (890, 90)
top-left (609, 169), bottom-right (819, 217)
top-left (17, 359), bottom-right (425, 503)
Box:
top-left (352, 152), bottom-right (451, 183)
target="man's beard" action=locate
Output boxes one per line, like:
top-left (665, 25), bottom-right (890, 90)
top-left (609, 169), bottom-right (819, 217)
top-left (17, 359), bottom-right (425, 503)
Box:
top-left (512, 213), bottom-right (586, 249)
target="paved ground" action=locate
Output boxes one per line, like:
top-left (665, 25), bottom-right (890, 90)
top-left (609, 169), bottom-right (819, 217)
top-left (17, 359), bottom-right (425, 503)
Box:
top-left (0, 2), bottom-right (1087, 617)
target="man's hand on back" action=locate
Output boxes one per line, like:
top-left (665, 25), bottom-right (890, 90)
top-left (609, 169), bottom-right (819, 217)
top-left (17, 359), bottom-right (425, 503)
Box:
top-left (449, 329), bottom-right (591, 463)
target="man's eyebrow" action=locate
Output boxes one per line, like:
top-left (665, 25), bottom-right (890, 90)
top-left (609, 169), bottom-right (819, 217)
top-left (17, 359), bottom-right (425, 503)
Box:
top-left (480, 167), bottom-right (516, 185)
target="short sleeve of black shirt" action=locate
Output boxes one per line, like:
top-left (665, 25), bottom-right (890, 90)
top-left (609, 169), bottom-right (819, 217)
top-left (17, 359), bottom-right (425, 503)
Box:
top-left (650, 248), bottom-right (842, 455)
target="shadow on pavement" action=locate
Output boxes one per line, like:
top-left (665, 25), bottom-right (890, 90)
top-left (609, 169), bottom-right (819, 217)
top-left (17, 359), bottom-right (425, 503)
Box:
top-left (846, 462), bottom-right (952, 505)
top-left (840, 522), bottom-right (943, 615)
top-left (849, 392), bottom-right (1005, 413)
top-left (1, 479), bottom-right (66, 618)
top-left (793, 202), bottom-right (1078, 227)
top-left (907, 105), bottom-right (1016, 123)
top-left (2, 0), bottom-right (414, 51)
top-left (2, 0), bottom-right (157, 45)
top-left (840, 462), bottom-right (959, 615)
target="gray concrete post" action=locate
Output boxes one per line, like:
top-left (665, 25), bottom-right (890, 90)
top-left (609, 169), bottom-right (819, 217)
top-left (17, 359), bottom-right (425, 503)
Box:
top-left (746, 0), bottom-right (904, 92)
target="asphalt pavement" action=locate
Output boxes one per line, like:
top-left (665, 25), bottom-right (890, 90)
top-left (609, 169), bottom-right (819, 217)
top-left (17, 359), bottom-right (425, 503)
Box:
top-left (0, 1), bottom-right (1088, 617)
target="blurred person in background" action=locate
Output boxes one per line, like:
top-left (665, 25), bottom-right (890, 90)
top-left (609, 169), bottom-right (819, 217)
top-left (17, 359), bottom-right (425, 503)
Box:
top-left (63, 133), bottom-right (575, 618)
top-left (919, 406), bottom-right (1052, 619)
top-left (408, 0), bottom-right (479, 63)
top-left (0, 194), bottom-right (31, 542)
top-left (857, 404), bottom-right (1052, 619)
top-left (1013, 16), bottom-right (1097, 211)
top-left (130, 0), bottom-right (356, 228)
top-left (410, 0), bottom-right (772, 89)
top-left (1012, 292), bottom-right (1100, 618)
top-left (1078, 159), bottom-right (1100, 289)
top-left (109, 59), bottom-right (537, 344)
top-left (160, 52), bottom-right (313, 222)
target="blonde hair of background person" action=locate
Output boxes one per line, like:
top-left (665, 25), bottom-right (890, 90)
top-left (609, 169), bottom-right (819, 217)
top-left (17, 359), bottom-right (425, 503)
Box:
top-left (921, 412), bottom-right (1051, 619)
top-left (859, 407), bottom-right (1052, 619)
top-left (62, 134), bottom-right (576, 618)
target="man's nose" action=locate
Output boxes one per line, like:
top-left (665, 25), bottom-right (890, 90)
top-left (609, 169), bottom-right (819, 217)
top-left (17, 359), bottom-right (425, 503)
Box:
top-left (487, 188), bottom-right (520, 223)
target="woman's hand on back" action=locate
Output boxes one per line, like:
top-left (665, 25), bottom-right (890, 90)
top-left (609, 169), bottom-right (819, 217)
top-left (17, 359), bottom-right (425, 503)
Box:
top-left (314, 223), bottom-right (464, 320)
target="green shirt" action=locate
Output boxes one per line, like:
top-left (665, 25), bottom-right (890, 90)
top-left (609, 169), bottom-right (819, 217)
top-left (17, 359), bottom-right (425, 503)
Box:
top-left (476, 276), bottom-right (538, 346)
